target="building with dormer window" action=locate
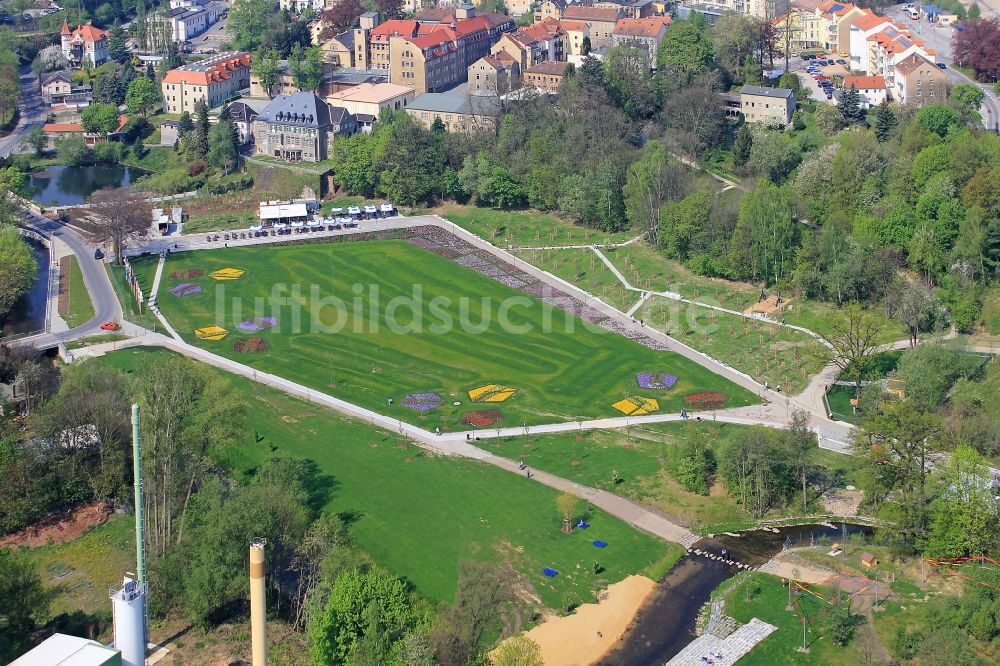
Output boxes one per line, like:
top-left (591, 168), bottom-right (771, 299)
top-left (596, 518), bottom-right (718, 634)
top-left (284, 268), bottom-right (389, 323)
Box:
top-left (252, 92), bottom-right (357, 162)
top-left (60, 21), bottom-right (108, 69)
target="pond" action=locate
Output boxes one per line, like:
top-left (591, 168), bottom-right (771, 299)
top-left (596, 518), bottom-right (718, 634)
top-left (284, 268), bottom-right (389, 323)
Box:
top-left (0, 237), bottom-right (49, 338)
top-left (27, 164), bottom-right (140, 206)
top-left (600, 522), bottom-right (875, 665)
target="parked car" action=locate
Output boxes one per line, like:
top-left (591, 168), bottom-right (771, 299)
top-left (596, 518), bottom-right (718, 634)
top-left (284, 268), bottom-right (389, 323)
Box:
top-left (94, 248), bottom-right (103, 260)
top-left (936, 62), bottom-right (947, 69)
top-left (347, 206), bottom-right (362, 217)
top-left (836, 59), bottom-right (847, 65)
top-left (100, 321), bottom-right (121, 331)
top-left (363, 205), bottom-right (377, 217)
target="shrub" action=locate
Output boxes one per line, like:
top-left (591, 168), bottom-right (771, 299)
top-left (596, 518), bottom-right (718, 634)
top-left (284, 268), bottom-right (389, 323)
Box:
top-left (56, 135), bottom-right (94, 166)
top-left (188, 160), bottom-right (208, 176)
top-left (92, 141), bottom-right (125, 164)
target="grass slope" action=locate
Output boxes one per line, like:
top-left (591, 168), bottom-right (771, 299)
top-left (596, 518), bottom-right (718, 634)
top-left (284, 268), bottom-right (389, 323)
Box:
top-left (96, 348), bottom-right (680, 608)
top-left (153, 240), bottom-right (756, 428)
top-left (439, 205), bottom-right (635, 248)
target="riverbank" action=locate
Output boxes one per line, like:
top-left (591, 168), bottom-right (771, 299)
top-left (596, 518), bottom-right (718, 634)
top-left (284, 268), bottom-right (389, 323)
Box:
top-left (514, 575), bottom-right (657, 666)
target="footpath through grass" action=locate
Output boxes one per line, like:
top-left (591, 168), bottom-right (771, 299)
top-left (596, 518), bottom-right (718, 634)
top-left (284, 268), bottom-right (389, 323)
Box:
top-left (153, 240), bottom-right (756, 428)
top-left (62, 257), bottom-right (95, 328)
top-left (439, 205), bottom-right (635, 248)
top-left (95, 348), bottom-right (681, 608)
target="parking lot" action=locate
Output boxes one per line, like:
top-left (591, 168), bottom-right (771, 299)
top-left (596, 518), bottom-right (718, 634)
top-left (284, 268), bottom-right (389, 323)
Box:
top-left (794, 52), bottom-right (850, 102)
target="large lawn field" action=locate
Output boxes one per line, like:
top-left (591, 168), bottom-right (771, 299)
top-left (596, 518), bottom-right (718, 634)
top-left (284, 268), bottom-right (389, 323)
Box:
top-left (95, 348), bottom-right (681, 609)
top-left (153, 240), bottom-right (756, 429)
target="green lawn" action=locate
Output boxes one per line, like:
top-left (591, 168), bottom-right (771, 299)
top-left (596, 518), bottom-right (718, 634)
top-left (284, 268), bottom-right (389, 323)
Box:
top-left (182, 209), bottom-right (259, 234)
top-left (439, 205), bottom-right (636, 248)
top-left (519, 247), bottom-right (636, 312)
top-left (721, 572), bottom-right (866, 665)
top-left (153, 240), bottom-right (757, 428)
top-left (62, 257), bottom-right (95, 328)
top-left (122, 145), bottom-right (186, 174)
top-left (95, 348), bottom-right (681, 608)
top-left (106, 256), bottom-right (160, 331)
top-left (22, 515), bottom-right (135, 618)
top-left (826, 385), bottom-right (861, 423)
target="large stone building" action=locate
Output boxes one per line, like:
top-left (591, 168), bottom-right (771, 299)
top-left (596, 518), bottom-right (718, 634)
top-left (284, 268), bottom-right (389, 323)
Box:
top-left (352, 8), bottom-right (515, 93)
top-left (559, 5), bottom-right (623, 50)
top-left (252, 92), bottom-right (357, 162)
top-left (405, 92), bottom-right (500, 132)
top-left (611, 16), bottom-right (670, 63)
top-left (468, 52), bottom-right (520, 95)
top-left (740, 85), bottom-right (796, 125)
top-left (892, 53), bottom-right (946, 108)
top-left (60, 21), bottom-right (108, 69)
top-left (490, 20), bottom-right (564, 70)
top-left (161, 51), bottom-right (251, 114)
top-left (325, 82), bottom-right (415, 116)
top-left (523, 60), bottom-right (569, 93)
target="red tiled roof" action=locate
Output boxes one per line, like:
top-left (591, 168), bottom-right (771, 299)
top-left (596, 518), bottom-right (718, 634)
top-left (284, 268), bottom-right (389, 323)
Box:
top-left (162, 53), bottom-right (251, 86)
top-left (613, 16), bottom-right (671, 37)
top-left (851, 14), bottom-right (889, 30)
top-left (894, 53), bottom-right (940, 75)
top-left (843, 75), bottom-right (885, 89)
top-left (68, 23), bottom-right (108, 43)
top-left (525, 60), bottom-right (569, 75)
top-left (561, 5), bottom-right (622, 22)
top-left (44, 114), bottom-right (127, 134)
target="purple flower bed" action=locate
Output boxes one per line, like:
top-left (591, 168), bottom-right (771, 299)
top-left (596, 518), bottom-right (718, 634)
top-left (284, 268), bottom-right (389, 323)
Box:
top-left (402, 392), bottom-right (443, 411)
top-left (169, 283), bottom-right (202, 297)
top-left (237, 320), bottom-right (263, 332)
top-left (237, 316), bottom-right (279, 332)
top-left (636, 372), bottom-right (679, 390)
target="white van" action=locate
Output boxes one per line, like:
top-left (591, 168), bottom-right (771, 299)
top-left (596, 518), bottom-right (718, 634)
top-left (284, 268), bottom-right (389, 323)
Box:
top-left (907, 7), bottom-right (919, 19)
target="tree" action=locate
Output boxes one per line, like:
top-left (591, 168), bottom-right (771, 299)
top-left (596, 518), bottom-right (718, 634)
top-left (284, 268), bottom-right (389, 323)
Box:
top-left (378, 0), bottom-right (403, 19)
top-left (952, 17), bottom-right (1000, 82)
top-left (87, 188), bottom-right (150, 264)
top-left (289, 44), bottom-right (324, 93)
top-left (319, 0), bottom-right (364, 39)
top-left (178, 111), bottom-right (193, 135)
top-left (662, 84), bottom-right (726, 157)
top-left (718, 428), bottom-right (793, 517)
top-left (666, 424), bottom-right (715, 494)
top-left (125, 76), bottom-right (158, 118)
top-left (916, 103), bottom-right (962, 137)
top-left (252, 47), bottom-right (281, 98)
top-left (732, 122), bottom-right (752, 167)
top-left (603, 44), bottom-right (656, 119)
top-left (581, 36), bottom-right (592, 55)
top-left (0, 549), bottom-right (49, 663)
top-left (949, 83), bottom-right (984, 123)
top-left (22, 126), bottom-right (48, 157)
top-left (308, 567), bottom-right (414, 665)
top-left (207, 118), bottom-right (238, 171)
top-left (229, 0), bottom-right (276, 51)
top-left (871, 100), bottom-right (897, 142)
top-left (839, 84), bottom-right (866, 125)
top-left (31, 44), bottom-right (69, 74)
top-left (623, 140), bottom-right (692, 235)
top-left (894, 278), bottom-right (937, 347)
top-left (713, 13), bottom-right (759, 81)
top-left (728, 181), bottom-right (796, 283)
top-left (656, 14), bottom-right (714, 81)
top-left (926, 446), bottom-right (1000, 558)
top-left (430, 562), bottom-right (522, 666)
top-left (896, 343), bottom-right (982, 411)
top-left (81, 102), bottom-right (120, 135)
top-left (555, 492), bottom-right (579, 533)
top-left (108, 23), bottom-right (129, 63)
top-left (0, 227), bottom-right (38, 319)
top-left (187, 98), bottom-right (209, 158)
top-left (968, 2), bottom-right (981, 20)
top-left (145, 61), bottom-right (156, 81)
top-left (748, 127), bottom-right (801, 181)
top-left (826, 304), bottom-right (885, 397)
top-left (786, 410), bottom-right (814, 512)
top-left (56, 134), bottom-right (94, 166)
top-left (492, 634), bottom-right (543, 666)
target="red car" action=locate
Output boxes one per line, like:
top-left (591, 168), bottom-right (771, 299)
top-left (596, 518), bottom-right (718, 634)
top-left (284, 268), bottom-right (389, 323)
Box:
top-left (100, 321), bottom-right (121, 331)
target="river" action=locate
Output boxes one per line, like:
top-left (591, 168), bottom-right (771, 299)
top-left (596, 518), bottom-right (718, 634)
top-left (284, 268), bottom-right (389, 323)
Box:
top-left (599, 522), bottom-right (874, 665)
top-left (0, 236), bottom-right (49, 337)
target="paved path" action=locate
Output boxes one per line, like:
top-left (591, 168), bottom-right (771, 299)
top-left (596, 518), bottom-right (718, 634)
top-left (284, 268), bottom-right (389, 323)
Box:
top-left (667, 618), bottom-right (777, 666)
top-left (0, 67), bottom-right (45, 158)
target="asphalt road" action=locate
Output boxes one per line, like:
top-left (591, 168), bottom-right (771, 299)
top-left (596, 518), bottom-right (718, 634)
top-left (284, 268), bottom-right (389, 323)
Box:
top-left (20, 211), bottom-right (124, 344)
top-left (0, 66), bottom-right (46, 157)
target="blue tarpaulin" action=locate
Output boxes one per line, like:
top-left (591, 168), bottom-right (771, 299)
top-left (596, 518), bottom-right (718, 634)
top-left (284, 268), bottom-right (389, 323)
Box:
top-left (593, 540), bottom-right (608, 548)
top-left (542, 568), bottom-right (559, 577)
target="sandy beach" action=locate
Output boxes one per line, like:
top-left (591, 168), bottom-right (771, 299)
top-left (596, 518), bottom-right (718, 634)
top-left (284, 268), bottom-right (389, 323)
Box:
top-left (517, 575), bottom-right (657, 666)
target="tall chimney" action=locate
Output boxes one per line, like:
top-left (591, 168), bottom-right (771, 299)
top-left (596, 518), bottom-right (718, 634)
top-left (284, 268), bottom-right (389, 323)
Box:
top-left (250, 538), bottom-right (268, 666)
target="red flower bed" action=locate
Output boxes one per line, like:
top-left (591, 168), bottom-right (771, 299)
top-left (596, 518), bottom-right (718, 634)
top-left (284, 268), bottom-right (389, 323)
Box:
top-left (461, 410), bottom-right (502, 427)
top-left (684, 392), bottom-right (726, 409)
top-left (233, 337), bottom-right (268, 353)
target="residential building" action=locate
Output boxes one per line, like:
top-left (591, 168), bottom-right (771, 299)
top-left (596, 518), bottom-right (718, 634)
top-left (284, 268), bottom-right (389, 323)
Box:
top-left (847, 12), bottom-right (891, 72)
top-left (326, 82), bottom-right (415, 115)
top-left (160, 118), bottom-right (180, 145)
top-left (740, 85), bottom-right (795, 125)
top-left (405, 92), bottom-right (500, 132)
top-left (523, 59), bottom-right (569, 92)
top-left (161, 1), bottom-right (226, 43)
top-left (560, 5), bottom-right (623, 49)
top-left (318, 29), bottom-right (355, 67)
top-left (868, 26), bottom-right (934, 87)
top-left (560, 19), bottom-right (590, 56)
top-left (534, 0), bottom-right (567, 23)
top-left (161, 51), bottom-right (251, 114)
top-left (228, 100), bottom-right (261, 144)
top-left (468, 53), bottom-right (520, 95)
top-left (508, 0), bottom-right (535, 17)
top-left (611, 16), bottom-right (670, 63)
top-left (842, 75), bottom-right (886, 107)
top-left (60, 21), bottom-right (108, 68)
top-left (353, 9), bottom-right (515, 94)
top-left (325, 67), bottom-right (390, 94)
top-left (816, 1), bottom-right (867, 55)
top-left (892, 53), bottom-right (945, 107)
top-left (39, 70), bottom-right (91, 106)
top-left (252, 92), bottom-right (357, 162)
top-left (490, 21), bottom-right (564, 71)
top-left (747, 0), bottom-right (789, 18)
top-left (772, 5), bottom-right (824, 53)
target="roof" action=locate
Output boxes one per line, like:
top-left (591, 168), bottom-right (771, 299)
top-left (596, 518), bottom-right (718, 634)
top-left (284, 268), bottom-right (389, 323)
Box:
top-left (407, 92), bottom-right (500, 116)
top-left (40, 70), bottom-right (71, 87)
top-left (562, 5), bottom-right (623, 22)
top-left (861, 551), bottom-right (877, 562)
top-left (227, 101), bottom-right (259, 122)
top-left (162, 51), bottom-right (251, 86)
top-left (327, 67), bottom-right (389, 86)
top-left (328, 82), bottom-right (412, 105)
top-left (559, 18), bottom-right (588, 30)
top-left (9, 633), bottom-right (120, 666)
top-left (257, 92), bottom-right (332, 128)
top-left (323, 29), bottom-right (354, 50)
top-left (259, 202), bottom-right (308, 219)
top-left (843, 75), bottom-right (885, 89)
top-left (894, 52), bottom-right (940, 75)
top-left (160, 119), bottom-right (180, 127)
top-left (851, 13), bottom-right (890, 31)
top-left (741, 85), bottom-right (795, 99)
top-left (525, 60), bottom-right (570, 75)
top-left (66, 23), bottom-right (108, 43)
top-left (355, 113), bottom-right (376, 122)
top-left (473, 53), bottom-right (517, 69)
top-left (791, 0), bottom-right (825, 10)
top-left (43, 114), bottom-right (127, 134)
top-left (613, 16), bottom-right (671, 37)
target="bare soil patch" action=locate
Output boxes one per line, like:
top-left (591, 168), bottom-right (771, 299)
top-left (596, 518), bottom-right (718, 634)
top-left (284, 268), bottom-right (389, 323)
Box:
top-left (0, 502), bottom-right (112, 548)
